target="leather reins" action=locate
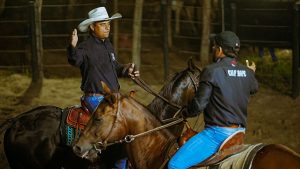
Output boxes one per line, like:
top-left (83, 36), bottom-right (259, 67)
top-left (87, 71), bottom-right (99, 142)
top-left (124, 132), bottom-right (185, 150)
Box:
top-left (91, 70), bottom-right (200, 155)
top-left (92, 97), bottom-right (184, 152)
top-left (131, 70), bottom-right (199, 110)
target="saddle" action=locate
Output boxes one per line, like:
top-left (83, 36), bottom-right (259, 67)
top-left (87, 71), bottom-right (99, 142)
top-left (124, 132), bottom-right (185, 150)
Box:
top-left (60, 105), bottom-right (91, 146)
top-left (194, 130), bottom-right (246, 167)
top-left (66, 106), bottom-right (91, 130)
top-left (163, 123), bottom-right (246, 169)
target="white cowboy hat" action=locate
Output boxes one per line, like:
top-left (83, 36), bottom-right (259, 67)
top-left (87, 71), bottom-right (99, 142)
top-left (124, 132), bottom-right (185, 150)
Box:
top-left (78, 7), bottom-right (122, 32)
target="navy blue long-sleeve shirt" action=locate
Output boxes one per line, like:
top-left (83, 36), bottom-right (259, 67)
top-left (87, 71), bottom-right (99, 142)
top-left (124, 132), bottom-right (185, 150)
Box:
top-left (67, 36), bottom-right (127, 93)
top-left (187, 57), bottom-right (258, 127)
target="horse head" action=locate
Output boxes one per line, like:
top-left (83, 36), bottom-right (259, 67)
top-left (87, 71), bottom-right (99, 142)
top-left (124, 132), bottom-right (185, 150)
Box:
top-left (148, 58), bottom-right (201, 120)
top-left (73, 82), bottom-right (126, 161)
top-left (147, 58), bottom-right (201, 136)
top-left (73, 82), bottom-right (175, 167)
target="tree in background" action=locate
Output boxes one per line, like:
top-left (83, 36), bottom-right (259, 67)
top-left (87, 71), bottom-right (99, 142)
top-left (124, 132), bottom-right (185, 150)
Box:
top-left (132, 0), bottom-right (143, 69)
top-left (200, 0), bottom-right (211, 66)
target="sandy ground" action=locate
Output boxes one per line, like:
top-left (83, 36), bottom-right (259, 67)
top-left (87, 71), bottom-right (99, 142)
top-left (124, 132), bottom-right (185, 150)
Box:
top-left (0, 70), bottom-right (299, 154)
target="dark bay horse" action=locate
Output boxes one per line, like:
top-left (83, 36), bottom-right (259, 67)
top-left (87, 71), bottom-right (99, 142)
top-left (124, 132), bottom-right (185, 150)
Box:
top-left (73, 85), bottom-right (300, 169)
top-left (1, 59), bottom-right (201, 169)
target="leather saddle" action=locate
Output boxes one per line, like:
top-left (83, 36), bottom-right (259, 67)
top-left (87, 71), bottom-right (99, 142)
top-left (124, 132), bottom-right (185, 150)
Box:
top-left (66, 105), bottom-right (91, 130)
top-left (194, 130), bottom-right (246, 167)
top-left (175, 123), bottom-right (246, 167)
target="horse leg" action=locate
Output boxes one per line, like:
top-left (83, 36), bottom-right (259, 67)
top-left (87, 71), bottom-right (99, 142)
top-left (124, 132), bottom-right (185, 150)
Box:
top-left (252, 144), bottom-right (300, 169)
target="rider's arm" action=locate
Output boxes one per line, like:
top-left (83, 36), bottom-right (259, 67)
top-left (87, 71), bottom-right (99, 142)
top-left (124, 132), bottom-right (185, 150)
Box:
top-left (186, 69), bottom-right (213, 117)
top-left (67, 28), bottom-right (84, 67)
top-left (67, 44), bottom-right (85, 67)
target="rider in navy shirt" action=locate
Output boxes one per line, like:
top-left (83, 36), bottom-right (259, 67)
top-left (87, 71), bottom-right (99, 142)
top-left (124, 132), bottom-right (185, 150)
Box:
top-left (67, 7), bottom-right (139, 114)
top-left (169, 31), bottom-right (258, 169)
top-left (68, 7), bottom-right (139, 169)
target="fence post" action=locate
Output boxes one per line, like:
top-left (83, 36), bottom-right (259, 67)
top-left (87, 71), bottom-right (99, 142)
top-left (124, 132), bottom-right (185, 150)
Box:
top-left (200, 0), bottom-right (212, 65)
top-left (220, 0), bottom-right (225, 31)
top-left (29, 0), bottom-right (43, 83)
top-left (113, 0), bottom-right (119, 55)
top-left (161, 0), bottom-right (169, 80)
top-left (230, 2), bottom-right (237, 32)
top-left (132, 0), bottom-right (143, 70)
top-left (20, 1), bottom-right (43, 104)
top-left (292, 3), bottom-right (300, 98)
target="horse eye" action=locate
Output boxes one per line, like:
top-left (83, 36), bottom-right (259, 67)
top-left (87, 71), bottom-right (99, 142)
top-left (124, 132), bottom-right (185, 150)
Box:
top-left (94, 117), bottom-right (102, 123)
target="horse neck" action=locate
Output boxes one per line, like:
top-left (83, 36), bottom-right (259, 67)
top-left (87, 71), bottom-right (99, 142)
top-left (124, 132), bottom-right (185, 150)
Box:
top-left (123, 97), bottom-right (175, 169)
top-left (147, 82), bottom-right (187, 118)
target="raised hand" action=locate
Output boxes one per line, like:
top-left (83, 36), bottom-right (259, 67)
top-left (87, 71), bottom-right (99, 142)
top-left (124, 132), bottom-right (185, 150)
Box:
top-left (246, 60), bottom-right (256, 72)
top-left (70, 29), bottom-right (78, 48)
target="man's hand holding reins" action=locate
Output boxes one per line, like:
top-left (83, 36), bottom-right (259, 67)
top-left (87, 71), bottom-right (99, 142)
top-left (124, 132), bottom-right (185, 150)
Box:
top-left (128, 63), bottom-right (140, 79)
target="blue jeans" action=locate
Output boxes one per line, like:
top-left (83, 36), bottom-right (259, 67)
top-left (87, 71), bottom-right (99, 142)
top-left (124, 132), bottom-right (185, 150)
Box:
top-left (114, 158), bottom-right (127, 169)
top-left (81, 95), bottom-right (104, 113)
top-left (168, 126), bottom-right (245, 169)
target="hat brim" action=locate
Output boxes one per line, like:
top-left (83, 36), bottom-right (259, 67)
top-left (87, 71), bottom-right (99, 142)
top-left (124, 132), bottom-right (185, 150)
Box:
top-left (78, 13), bottom-right (122, 32)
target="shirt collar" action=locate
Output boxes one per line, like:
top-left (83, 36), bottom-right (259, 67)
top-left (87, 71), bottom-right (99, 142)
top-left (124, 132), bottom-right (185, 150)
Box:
top-left (221, 57), bottom-right (237, 66)
top-left (92, 35), bottom-right (107, 44)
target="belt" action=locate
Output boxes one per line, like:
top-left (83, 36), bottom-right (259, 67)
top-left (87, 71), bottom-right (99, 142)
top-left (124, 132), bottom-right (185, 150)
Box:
top-left (84, 93), bottom-right (103, 96)
top-left (223, 124), bottom-right (241, 128)
top-left (207, 123), bottom-right (242, 128)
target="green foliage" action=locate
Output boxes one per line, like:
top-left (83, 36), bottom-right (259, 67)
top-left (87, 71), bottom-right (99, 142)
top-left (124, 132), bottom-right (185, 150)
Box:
top-left (239, 49), bottom-right (292, 95)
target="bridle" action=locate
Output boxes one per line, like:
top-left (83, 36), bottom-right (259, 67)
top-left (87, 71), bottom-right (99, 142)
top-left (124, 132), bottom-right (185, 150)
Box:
top-left (91, 93), bottom-right (122, 154)
top-left (187, 70), bottom-right (200, 93)
top-left (89, 94), bottom-right (184, 155)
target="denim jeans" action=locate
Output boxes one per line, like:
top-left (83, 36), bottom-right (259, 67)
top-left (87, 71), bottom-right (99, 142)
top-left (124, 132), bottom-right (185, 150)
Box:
top-left (168, 125), bottom-right (245, 169)
top-left (81, 95), bottom-right (104, 113)
top-left (114, 158), bottom-right (127, 169)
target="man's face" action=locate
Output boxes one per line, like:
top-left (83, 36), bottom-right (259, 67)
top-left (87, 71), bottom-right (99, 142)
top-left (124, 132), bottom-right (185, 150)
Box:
top-left (90, 21), bottom-right (111, 39)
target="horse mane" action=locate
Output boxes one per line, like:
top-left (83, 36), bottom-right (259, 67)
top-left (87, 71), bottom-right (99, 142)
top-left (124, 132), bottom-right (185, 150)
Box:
top-left (123, 94), bottom-right (174, 131)
top-left (147, 68), bottom-right (189, 116)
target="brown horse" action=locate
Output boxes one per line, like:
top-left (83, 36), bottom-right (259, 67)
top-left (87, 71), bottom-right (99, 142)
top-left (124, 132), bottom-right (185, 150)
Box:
top-left (1, 59), bottom-right (201, 169)
top-left (73, 84), bottom-right (300, 169)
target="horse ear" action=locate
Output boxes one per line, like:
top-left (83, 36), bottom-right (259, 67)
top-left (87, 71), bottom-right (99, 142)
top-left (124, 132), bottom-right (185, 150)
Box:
top-left (104, 94), bottom-right (117, 105)
top-left (105, 94), bottom-right (117, 105)
top-left (187, 57), bottom-right (202, 72)
top-left (188, 57), bottom-right (196, 70)
top-left (101, 81), bottom-right (118, 105)
top-left (101, 81), bottom-right (111, 94)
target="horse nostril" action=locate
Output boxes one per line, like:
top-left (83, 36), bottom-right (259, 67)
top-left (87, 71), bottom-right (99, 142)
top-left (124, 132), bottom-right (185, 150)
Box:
top-left (73, 145), bottom-right (82, 154)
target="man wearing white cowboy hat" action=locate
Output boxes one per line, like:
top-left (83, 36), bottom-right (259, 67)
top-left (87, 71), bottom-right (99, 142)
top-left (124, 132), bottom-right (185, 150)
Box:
top-left (68, 6), bottom-right (139, 113)
top-left (67, 7), bottom-right (138, 168)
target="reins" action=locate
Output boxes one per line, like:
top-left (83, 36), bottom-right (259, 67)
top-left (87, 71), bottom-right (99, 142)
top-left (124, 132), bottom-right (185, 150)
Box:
top-left (93, 105), bottom-right (185, 151)
top-left (131, 76), bottom-right (181, 109)
top-left (131, 70), bottom-right (199, 110)
top-left (92, 69), bottom-right (200, 154)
